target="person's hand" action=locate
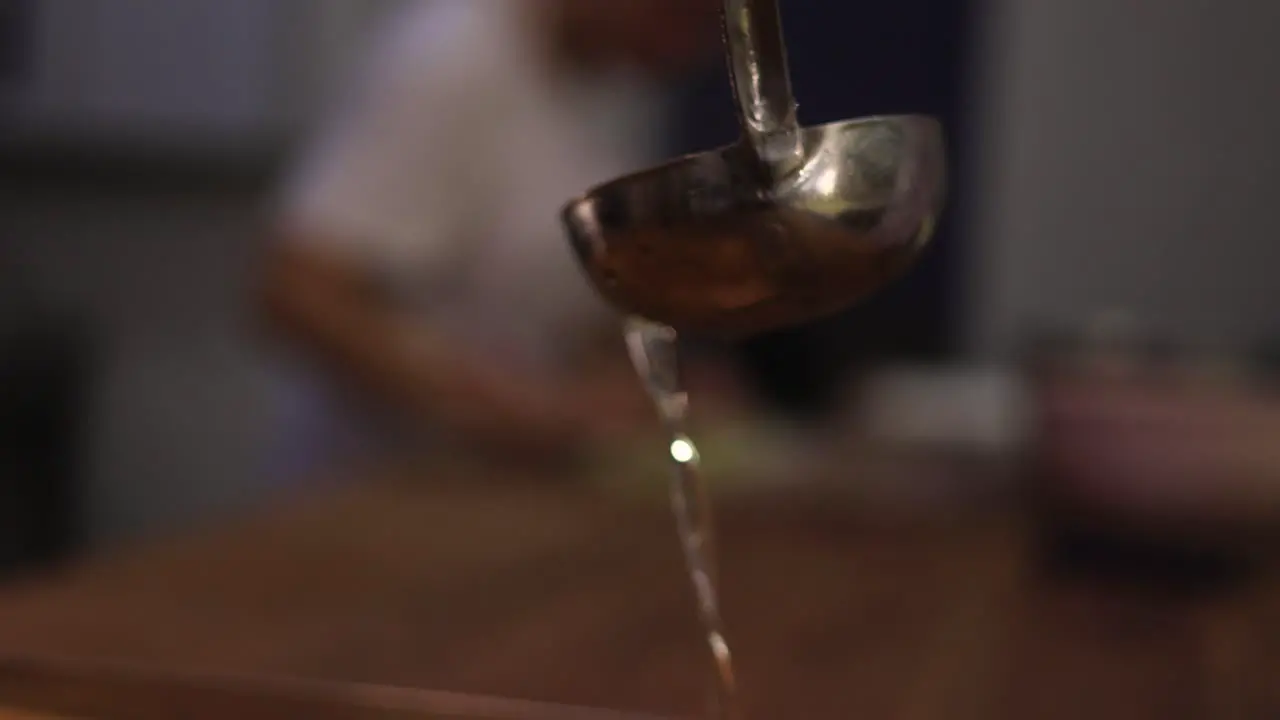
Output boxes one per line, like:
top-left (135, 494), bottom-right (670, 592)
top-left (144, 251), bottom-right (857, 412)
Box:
top-left (566, 369), bottom-right (657, 446)
top-left (448, 375), bottom-right (589, 467)
top-left (443, 364), bottom-right (653, 469)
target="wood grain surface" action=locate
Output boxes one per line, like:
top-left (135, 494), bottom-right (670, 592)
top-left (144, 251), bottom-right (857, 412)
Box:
top-left (0, 711), bottom-right (63, 720)
top-left (0, 461), bottom-right (1276, 719)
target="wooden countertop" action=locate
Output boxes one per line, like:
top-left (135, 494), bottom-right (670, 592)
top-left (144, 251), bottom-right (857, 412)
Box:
top-left (0, 461), bottom-right (1277, 719)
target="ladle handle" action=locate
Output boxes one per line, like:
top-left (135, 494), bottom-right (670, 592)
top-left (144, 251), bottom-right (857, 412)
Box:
top-left (722, 0), bottom-right (804, 174)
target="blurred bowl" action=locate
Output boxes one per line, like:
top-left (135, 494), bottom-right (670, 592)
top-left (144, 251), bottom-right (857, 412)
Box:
top-left (1031, 359), bottom-right (1280, 557)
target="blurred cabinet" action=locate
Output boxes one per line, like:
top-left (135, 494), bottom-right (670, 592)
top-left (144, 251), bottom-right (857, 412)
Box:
top-left (968, 0), bottom-right (1280, 356)
top-left (0, 0), bottom-right (33, 88)
top-left (1, 0), bottom-right (401, 149)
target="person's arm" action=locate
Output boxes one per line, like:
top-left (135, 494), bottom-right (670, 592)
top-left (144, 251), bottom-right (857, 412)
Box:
top-left (258, 234), bottom-right (587, 461)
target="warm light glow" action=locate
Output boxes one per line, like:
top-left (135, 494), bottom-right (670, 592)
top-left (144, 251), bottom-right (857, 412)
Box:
top-left (670, 437), bottom-right (698, 464)
top-left (815, 167), bottom-right (840, 196)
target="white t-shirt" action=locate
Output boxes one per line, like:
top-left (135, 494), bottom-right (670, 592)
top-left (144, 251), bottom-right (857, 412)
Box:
top-left (271, 1), bottom-right (665, 475)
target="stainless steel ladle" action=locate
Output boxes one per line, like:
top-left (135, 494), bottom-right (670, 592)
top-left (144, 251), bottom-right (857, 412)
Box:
top-left (561, 0), bottom-right (947, 339)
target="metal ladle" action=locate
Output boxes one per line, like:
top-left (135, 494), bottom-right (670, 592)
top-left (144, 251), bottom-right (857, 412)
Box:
top-left (561, 0), bottom-right (947, 339)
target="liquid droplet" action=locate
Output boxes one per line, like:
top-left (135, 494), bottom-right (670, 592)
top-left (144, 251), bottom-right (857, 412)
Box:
top-left (624, 317), bottom-right (740, 720)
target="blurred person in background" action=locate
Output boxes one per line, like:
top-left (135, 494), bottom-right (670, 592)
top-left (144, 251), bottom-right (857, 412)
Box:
top-left (258, 0), bottom-right (720, 478)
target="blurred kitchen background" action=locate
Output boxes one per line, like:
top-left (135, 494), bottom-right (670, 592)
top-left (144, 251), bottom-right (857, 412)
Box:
top-left (3, 0), bottom-right (1280, 575)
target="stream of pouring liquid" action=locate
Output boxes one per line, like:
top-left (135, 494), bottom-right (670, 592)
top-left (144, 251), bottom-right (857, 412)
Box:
top-left (624, 317), bottom-right (740, 720)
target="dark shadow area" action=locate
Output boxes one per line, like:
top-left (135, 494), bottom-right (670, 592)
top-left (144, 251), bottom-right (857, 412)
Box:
top-left (0, 269), bottom-right (97, 579)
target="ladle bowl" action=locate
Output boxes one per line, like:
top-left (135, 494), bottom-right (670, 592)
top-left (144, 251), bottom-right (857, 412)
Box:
top-left (561, 0), bottom-right (947, 339)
